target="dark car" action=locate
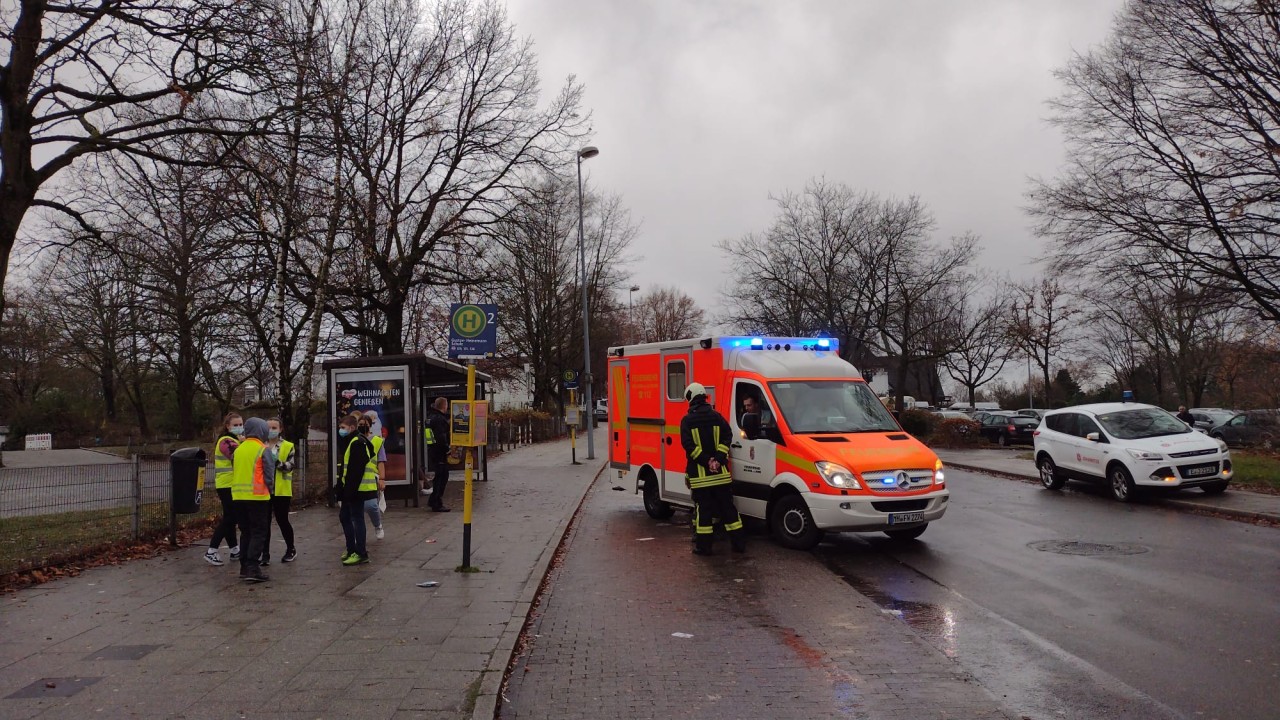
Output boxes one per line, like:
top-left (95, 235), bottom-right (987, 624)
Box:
top-left (1210, 411), bottom-right (1278, 449)
top-left (1188, 408), bottom-right (1236, 433)
top-left (979, 413), bottom-right (1038, 447)
top-left (971, 410), bottom-right (1014, 426)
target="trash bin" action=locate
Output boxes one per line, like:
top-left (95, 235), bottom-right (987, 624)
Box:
top-left (170, 447), bottom-right (207, 514)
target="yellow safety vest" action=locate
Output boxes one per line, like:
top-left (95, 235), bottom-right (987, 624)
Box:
top-left (424, 425), bottom-right (436, 445)
top-left (274, 440), bottom-right (295, 497)
top-left (230, 438), bottom-right (270, 501)
top-left (360, 436), bottom-right (383, 492)
top-left (213, 434), bottom-right (237, 489)
top-left (687, 425), bottom-right (732, 489)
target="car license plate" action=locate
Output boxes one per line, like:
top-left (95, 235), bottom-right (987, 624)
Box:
top-left (1184, 464), bottom-right (1217, 477)
top-left (888, 511), bottom-right (925, 525)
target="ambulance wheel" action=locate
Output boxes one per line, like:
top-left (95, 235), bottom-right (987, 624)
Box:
top-left (770, 494), bottom-right (824, 550)
top-left (643, 477), bottom-right (674, 520)
top-left (883, 524), bottom-right (928, 541)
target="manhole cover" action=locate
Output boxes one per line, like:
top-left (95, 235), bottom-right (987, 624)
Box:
top-left (1028, 540), bottom-right (1149, 556)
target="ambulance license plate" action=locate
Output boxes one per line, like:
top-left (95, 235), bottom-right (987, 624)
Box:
top-left (888, 511), bottom-right (925, 525)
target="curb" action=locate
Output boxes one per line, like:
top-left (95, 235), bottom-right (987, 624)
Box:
top-left (947, 461), bottom-right (1279, 525)
top-left (471, 460), bottom-right (607, 720)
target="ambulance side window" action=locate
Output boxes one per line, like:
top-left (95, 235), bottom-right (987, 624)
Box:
top-left (666, 361), bottom-right (686, 401)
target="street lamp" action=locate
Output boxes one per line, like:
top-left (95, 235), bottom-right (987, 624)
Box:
top-left (628, 285), bottom-right (640, 343)
top-left (577, 145), bottom-right (599, 459)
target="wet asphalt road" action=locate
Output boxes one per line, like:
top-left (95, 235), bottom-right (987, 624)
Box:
top-left (817, 468), bottom-right (1280, 720)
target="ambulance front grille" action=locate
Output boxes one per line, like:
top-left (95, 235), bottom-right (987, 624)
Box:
top-left (861, 469), bottom-right (934, 492)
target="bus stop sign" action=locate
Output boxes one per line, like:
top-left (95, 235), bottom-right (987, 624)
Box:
top-left (448, 304), bottom-right (498, 359)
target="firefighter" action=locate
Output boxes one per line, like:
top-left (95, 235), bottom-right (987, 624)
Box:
top-left (424, 397), bottom-right (452, 512)
top-left (680, 382), bottom-right (745, 555)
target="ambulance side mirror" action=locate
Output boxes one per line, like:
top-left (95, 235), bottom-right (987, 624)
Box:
top-left (741, 412), bottom-right (762, 440)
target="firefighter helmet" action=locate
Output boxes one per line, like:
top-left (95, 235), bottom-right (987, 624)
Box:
top-left (684, 382), bottom-right (707, 401)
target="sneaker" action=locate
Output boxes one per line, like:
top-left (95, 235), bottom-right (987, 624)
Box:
top-left (282, 548), bottom-right (297, 563)
top-left (340, 551), bottom-right (352, 562)
top-left (203, 549), bottom-right (224, 566)
top-left (342, 553), bottom-right (365, 566)
top-left (242, 573), bottom-right (269, 583)
top-left (375, 526), bottom-right (385, 540)
top-left (229, 545), bottom-right (241, 560)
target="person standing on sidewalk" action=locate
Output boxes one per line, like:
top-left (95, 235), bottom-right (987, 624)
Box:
top-left (424, 397), bottom-right (452, 512)
top-left (358, 413), bottom-right (387, 540)
top-left (231, 417), bottom-right (276, 582)
top-left (680, 383), bottom-right (745, 556)
top-left (337, 414), bottom-right (376, 564)
top-left (204, 413), bottom-right (243, 566)
top-left (262, 417), bottom-right (298, 565)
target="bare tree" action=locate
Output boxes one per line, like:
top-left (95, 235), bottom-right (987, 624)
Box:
top-left (634, 286), bottom-right (707, 343)
top-left (941, 295), bottom-right (1014, 408)
top-left (0, 0), bottom-right (276, 321)
top-left (1030, 0), bottom-right (1280, 322)
top-left (1005, 277), bottom-right (1082, 407)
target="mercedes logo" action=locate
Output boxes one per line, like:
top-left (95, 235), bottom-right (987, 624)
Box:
top-left (896, 471), bottom-right (912, 490)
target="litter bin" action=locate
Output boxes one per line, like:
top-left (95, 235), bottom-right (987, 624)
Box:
top-left (170, 447), bottom-right (207, 514)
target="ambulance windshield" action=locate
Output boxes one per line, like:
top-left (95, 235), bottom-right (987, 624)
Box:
top-left (768, 380), bottom-right (900, 434)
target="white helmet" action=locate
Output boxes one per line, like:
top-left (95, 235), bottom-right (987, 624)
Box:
top-left (684, 382), bottom-right (707, 401)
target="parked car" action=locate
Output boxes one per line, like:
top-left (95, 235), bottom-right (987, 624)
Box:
top-left (1033, 402), bottom-right (1231, 503)
top-left (937, 410), bottom-right (971, 421)
top-left (593, 399), bottom-right (608, 423)
top-left (1209, 410), bottom-right (1278, 449)
top-left (971, 410), bottom-right (1014, 426)
top-left (1187, 408), bottom-right (1236, 433)
top-left (1016, 408), bottom-right (1044, 420)
top-left (978, 413), bottom-right (1038, 446)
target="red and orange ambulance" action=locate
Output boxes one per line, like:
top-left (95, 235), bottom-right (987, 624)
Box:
top-left (606, 335), bottom-right (949, 549)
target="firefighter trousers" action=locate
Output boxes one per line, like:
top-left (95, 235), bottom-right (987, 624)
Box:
top-left (692, 485), bottom-right (745, 552)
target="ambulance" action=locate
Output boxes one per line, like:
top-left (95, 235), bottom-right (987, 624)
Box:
top-left (606, 336), bottom-right (949, 550)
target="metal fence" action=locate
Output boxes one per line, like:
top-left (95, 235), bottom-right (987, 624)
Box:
top-left (0, 418), bottom-right (572, 576)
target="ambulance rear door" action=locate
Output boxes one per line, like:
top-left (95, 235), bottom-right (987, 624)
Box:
top-left (660, 347), bottom-right (693, 505)
top-left (608, 360), bottom-right (629, 470)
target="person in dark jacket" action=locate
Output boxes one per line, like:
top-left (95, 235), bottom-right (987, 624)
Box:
top-left (336, 413), bottom-right (376, 564)
top-left (680, 382), bottom-right (745, 556)
top-left (424, 397), bottom-right (452, 512)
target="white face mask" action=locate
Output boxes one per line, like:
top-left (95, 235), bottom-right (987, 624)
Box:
top-left (230, 425), bottom-right (245, 436)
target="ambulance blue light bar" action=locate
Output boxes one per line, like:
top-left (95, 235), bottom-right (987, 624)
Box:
top-left (719, 336), bottom-right (840, 352)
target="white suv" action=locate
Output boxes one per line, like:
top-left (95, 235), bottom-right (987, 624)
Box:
top-left (1033, 402), bottom-right (1232, 503)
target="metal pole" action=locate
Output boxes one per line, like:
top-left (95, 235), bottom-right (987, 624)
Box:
top-left (577, 156), bottom-right (596, 460)
top-left (462, 361), bottom-right (476, 569)
top-left (1027, 355), bottom-right (1033, 409)
top-left (132, 454), bottom-right (142, 540)
top-left (570, 387), bottom-right (579, 465)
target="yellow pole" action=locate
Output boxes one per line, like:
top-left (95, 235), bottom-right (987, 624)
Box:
top-left (462, 361), bottom-right (476, 568)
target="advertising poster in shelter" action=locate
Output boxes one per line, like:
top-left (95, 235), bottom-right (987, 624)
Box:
top-left (332, 367), bottom-right (410, 485)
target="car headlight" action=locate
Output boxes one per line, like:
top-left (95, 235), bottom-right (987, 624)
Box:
top-left (1216, 438), bottom-right (1228, 453)
top-left (815, 461), bottom-right (860, 489)
top-left (1126, 449), bottom-right (1164, 462)
top-left (933, 458), bottom-right (945, 485)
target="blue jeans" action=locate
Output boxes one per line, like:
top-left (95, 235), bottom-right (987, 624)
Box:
top-left (339, 500), bottom-right (367, 557)
top-left (364, 497), bottom-right (382, 529)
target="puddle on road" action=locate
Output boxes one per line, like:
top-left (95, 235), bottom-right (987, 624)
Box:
top-left (822, 558), bottom-right (959, 658)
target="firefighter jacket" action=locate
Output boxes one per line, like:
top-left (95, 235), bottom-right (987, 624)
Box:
top-left (425, 408), bottom-right (451, 468)
top-left (680, 397), bottom-right (732, 488)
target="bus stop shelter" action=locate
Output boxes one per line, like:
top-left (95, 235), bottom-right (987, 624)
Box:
top-left (323, 354), bottom-right (492, 507)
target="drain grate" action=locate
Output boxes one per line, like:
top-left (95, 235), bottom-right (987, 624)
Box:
top-left (1029, 540), bottom-right (1149, 556)
top-left (84, 644), bottom-right (163, 661)
top-left (6, 677), bottom-right (102, 699)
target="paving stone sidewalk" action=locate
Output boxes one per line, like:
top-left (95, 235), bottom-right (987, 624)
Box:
top-left (501, 478), bottom-right (1015, 720)
top-left (0, 434), bottom-right (603, 720)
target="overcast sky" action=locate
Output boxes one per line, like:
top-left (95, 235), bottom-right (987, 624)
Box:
top-left (505, 0), bottom-right (1127, 322)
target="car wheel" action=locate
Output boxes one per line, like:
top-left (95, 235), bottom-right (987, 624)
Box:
top-left (769, 494), bottom-right (824, 550)
top-left (642, 477), bottom-right (674, 520)
top-left (1109, 464), bottom-right (1137, 503)
top-left (884, 523), bottom-right (928, 541)
top-left (1038, 455), bottom-right (1066, 490)
top-left (1202, 480), bottom-right (1229, 495)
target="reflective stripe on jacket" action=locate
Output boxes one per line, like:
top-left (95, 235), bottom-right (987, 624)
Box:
top-left (230, 439), bottom-right (270, 501)
top-left (213, 434), bottom-right (237, 489)
top-left (681, 399), bottom-right (733, 488)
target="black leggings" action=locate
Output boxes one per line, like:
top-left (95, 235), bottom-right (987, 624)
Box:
top-left (264, 495), bottom-right (294, 551)
top-left (209, 488), bottom-right (238, 550)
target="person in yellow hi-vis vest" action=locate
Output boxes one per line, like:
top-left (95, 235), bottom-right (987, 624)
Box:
top-left (204, 412), bottom-right (243, 566)
top-left (263, 417), bottom-right (297, 564)
top-left (357, 414), bottom-right (387, 539)
top-left (337, 414), bottom-right (377, 565)
top-left (231, 417), bottom-right (276, 582)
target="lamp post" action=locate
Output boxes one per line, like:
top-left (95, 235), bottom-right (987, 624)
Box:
top-left (628, 284), bottom-right (640, 343)
top-left (577, 145), bottom-right (599, 460)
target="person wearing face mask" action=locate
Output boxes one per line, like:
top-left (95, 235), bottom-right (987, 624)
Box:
top-left (358, 414), bottom-right (388, 540)
top-left (231, 417), bottom-right (276, 582)
top-left (261, 417), bottom-right (297, 565)
top-left (336, 414), bottom-right (376, 565)
top-left (204, 412), bottom-right (243, 566)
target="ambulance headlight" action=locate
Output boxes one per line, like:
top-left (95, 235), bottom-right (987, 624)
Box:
top-left (815, 461), bottom-right (860, 489)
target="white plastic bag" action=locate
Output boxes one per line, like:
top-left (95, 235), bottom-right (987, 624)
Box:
top-left (377, 490), bottom-right (386, 513)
